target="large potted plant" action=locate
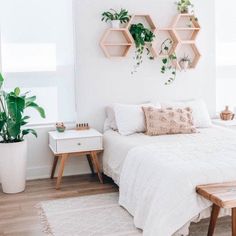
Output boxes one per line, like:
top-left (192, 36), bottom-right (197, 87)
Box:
top-left (0, 73), bottom-right (45, 194)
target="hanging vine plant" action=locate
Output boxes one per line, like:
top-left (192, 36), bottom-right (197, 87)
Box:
top-left (159, 38), bottom-right (178, 85)
top-left (129, 23), bottom-right (155, 74)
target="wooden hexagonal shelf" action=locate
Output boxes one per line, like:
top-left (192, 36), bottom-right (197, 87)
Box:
top-left (175, 43), bottom-right (201, 70)
top-left (126, 14), bottom-right (158, 58)
top-left (100, 28), bottom-right (134, 58)
top-left (173, 14), bottom-right (200, 42)
top-left (155, 28), bottom-right (179, 58)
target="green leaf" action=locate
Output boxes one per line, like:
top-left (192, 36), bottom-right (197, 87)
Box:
top-left (0, 73), bottom-right (4, 89)
top-left (14, 87), bottom-right (20, 96)
top-left (25, 96), bottom-right (36, 106)
top-left (0, 112), bottom-right (6, 131)
top-left (7, 119), bottom-right (21, 139)
top-left (26, 102), bottom-right (46, 118)
top-left (162, 58), bottom-right (168, 64)
top-left (22, 129), bottom-right (38, 138)
top-left (6, 94), bottom-right (25, 121)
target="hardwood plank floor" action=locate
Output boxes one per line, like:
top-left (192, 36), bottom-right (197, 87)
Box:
top-left (0, 175), bottom-right (118, 236)
top-left (0, 175), bottom-right (231, 236)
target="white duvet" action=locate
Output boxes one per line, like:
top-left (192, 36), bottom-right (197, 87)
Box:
top-left (119, 127), bottom-right (236, 236)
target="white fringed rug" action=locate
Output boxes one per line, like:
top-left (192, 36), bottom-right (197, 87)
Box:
top-left (38, 192), bottom-right (231, 236)
top-left (37, 192), bottom-right (142, 236)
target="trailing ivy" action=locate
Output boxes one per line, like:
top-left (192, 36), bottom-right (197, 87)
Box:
top-left (160, 39), bottom-right (177, 85)
top-left (129, 23), bottom-right (155, 74)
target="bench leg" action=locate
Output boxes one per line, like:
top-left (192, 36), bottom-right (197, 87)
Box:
top-left (232, 208), bottom-right (236, 236)
top-left (50, 155), bottom-right (59, 179)
top-left (208, 204), bottom-right (220, 236)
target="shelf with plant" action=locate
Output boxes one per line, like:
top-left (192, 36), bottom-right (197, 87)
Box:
top-left (129, 23), bottom-right (156, 74)
top-left (159, 39), bottom-right (178, 85)
top-left (156, 28), bottom-right (179, 58)
top-left (175, 43), bottom-right (201, 70)
top-left (101, 8), bottom-right (131, 28)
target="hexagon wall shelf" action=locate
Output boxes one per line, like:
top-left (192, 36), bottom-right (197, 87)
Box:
top-left (155, 28), bottom-right (179, 58)
top-left (100, 29), bottom-right (134, 58)
top-left (175, 43), bottom-right (201, 70)
top-left (126, 14), bottom-right (158, 58)
top-left (173, 14), bottom-right (201, 42)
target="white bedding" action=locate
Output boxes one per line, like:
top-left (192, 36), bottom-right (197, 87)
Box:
top-left (102, 127), bottom-right (236, 235)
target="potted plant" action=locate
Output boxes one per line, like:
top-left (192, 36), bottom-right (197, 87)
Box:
top-left (159, 38), bottom-right (178, 85)
top-left (101, 8), bottom-right (131, 28)
top-left (179, 55), bottom-right (191, 71)
top-left (0, 73), bottom-right (45, 194)
top-left (176, 0), bottom-right (193, 14)
top-left (129, 23), bottom-right (155, 74)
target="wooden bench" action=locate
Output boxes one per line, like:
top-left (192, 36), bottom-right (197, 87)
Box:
top-left (196, 182), bottom-right (236, 236)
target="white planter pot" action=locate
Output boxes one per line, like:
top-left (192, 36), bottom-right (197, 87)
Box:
top-left (0, 140), bottom-right (27, 194)
top-left (111, 20), bottom-right (120, 29)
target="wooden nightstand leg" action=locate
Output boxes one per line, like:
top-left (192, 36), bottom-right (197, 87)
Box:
top-left (207, 204), bottom-right (220, 236)
top-left (86, 154), bottom-right (95, 175)
top-left (232, 208), bottom-right (236, 236)
top-left (50, 155), bottom-right (59, 179)
top-left (91, 151), bottom-right (103, 184)
top-left (56, 154), bottom-right (68, 190)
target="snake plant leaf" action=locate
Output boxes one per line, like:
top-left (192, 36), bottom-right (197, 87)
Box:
top-left (26, 102), bottom-right (46, 118)
top-left (0, 73), bottom-right (4, 90)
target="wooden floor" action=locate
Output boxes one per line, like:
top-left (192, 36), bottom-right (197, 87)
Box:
top-left (0, 175), bottom-right (118, 236)
top-left (0, 175), bottom-right (232, 236)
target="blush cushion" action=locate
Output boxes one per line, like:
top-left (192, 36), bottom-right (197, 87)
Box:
top-left (143, 106), bottom-right (197, 136)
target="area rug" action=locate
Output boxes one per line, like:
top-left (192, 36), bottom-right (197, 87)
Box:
top-left (37, 192), bottom-right (231, 236)
top-left (37, 192), bottom-right (142, 236)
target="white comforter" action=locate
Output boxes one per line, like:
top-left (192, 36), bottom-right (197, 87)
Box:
top-left (119, 127), bottom-right (236, 236)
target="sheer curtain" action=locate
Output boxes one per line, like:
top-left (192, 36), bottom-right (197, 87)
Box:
top-left (216, 0), bottom-right (236, 112)
top-left (0, 0), bottom-right (76, 124)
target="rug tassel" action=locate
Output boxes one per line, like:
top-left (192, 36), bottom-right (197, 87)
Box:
top-left (35, 203), bottom-right (53, 236)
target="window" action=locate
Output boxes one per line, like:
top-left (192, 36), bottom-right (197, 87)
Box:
top-left (0, 0), bottom-right (76, 124)
top-left (216, 1), bottom-right (236, 112)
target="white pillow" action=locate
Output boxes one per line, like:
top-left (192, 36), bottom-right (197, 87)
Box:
top-left (105, 106), bottom-right (118, 130)
top-left (105, 101), bottom-right (152, 131)
top-left (114, 103), bottom-right (161, 135)
top-left (161, 99), bottom-right (212, 128)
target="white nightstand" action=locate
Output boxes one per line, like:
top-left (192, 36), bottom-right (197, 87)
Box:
top-left (49, 128), bottom-right (103, 189)
top-left (212, 119), bottom-right (236, 130)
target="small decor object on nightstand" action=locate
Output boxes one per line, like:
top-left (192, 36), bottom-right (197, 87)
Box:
top-left (76, 123), bottom-right (90, 130)
top-left (220, 106), bottom-right (235, 121)
top-left (56, 122), bottom-right (66, 132)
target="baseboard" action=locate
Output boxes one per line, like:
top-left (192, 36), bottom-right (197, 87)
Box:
top-left (26, 165), bottom-right (91, 180)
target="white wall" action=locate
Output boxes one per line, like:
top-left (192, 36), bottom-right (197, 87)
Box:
top-left (0, 0), bottom-right (216, 181)
top-left (75, 0), bottom-right (216, 132)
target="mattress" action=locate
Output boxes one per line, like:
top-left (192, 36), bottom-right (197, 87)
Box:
top-left (103, 125), bottom-right (235, 185)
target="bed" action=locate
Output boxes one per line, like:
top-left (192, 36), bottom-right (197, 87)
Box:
top-left (102, 126), bottom-right (236, 236)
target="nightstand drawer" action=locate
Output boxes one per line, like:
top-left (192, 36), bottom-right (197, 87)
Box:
top-left (56, 137), bottom-right (102, 154)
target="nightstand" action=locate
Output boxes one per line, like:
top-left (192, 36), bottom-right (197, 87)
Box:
top-left (49, 129), bottom-right (103, 189)
top-left (212, 119), bottom-right (236, 130)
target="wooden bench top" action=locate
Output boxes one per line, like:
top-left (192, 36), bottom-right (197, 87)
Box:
top-left (196, 182), bottom-right (236, 208)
